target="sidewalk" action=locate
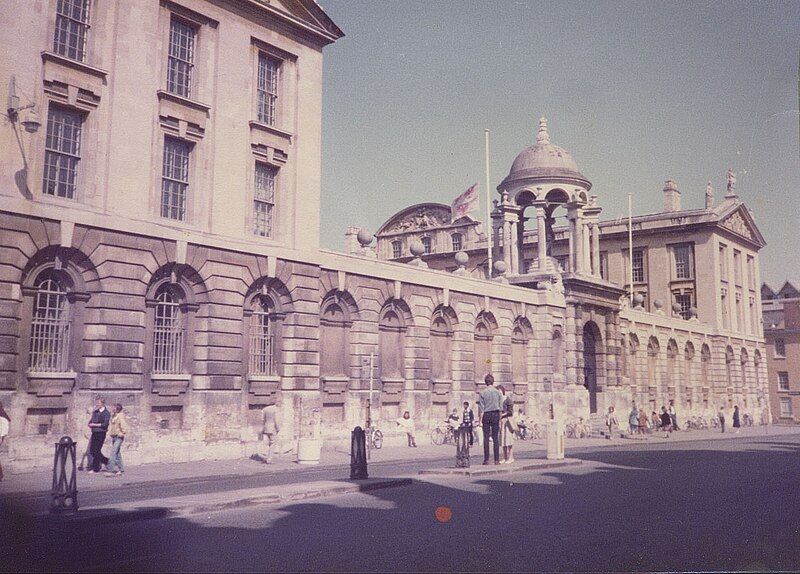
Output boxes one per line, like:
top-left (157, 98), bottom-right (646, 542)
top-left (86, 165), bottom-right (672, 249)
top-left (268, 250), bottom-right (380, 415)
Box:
top-left (3, 424), bottom-right (797, 521)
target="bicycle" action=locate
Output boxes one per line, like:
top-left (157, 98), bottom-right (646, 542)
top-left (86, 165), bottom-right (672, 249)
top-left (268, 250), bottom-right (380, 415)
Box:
top-left (742, 413), bottom-right (754, 427)
top-left (430, 422), bottom-right (457, 445)
top-left (565, 418), bottom-right (592, 439)
top-left (365, 425), bottom-right (383, 450)
top-left (515, 422), bottom-right (542, 440)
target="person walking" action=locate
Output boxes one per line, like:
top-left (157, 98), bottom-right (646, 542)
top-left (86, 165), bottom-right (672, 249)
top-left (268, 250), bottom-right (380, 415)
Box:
top-left (78, 404), bottom-right (94, 472)
top-left (260, 403), bottom-right (280, 463)
top-left (460, 401), bottom-right (475, 446)
top-left (660, 406), bottom-right (672, 438)
top-left (628, 404), bottom-right (639, 436)
top-left (498, 386), bottom-right (516, 464)
top-left (396, 411), bottom-right (417, 447)
top-left (105, 403), bottom-right (129, 476)
top-left (668, 400), bottom-right (679, 431)
top-left (733, 405), bottom-right (741, 434)
top-left (718, 407), bottom-right (726, 433)
top-left (605, 406), bottom-right (619, 439)
top-left (638, 408), bottom-right (649, 435)
top-left (87, 398), bottom-right (111, 473)
top-left (478, 374), bottom-right (503, 465)
top-left (0, 401), bottom-right (9, 482)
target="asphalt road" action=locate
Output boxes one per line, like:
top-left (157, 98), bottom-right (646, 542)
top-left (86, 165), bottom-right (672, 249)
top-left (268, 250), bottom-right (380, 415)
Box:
top-left (3, 434), bottom-right (800, 572)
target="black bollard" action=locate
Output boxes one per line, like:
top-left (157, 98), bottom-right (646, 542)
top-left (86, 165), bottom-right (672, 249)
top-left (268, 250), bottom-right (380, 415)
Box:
top-left (51, 436), bottom-right (78, 513)
top-left (350, 426), bottom-right (368, 479)
top-left (455, 427), bottom-right (470, 468)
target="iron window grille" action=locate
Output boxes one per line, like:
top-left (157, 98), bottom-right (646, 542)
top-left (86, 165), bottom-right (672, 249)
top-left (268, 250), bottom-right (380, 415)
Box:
top-left (152, 285), bottom-right (184, 374)
top-left (675, 293), bottom-right (692, 319)
top-left (257, 52), bottom-right (280, 125)
top-left (451, 233), bottom-right (462, 252)
top-left (253, 163), bottom-right (276, 237)
top-left (775, 338), bottom-right (786, 357)
top-left (249, 296), bottom-right (277, 375)
top-left (161, 138), bottom-right (191, 220)
top-left (167, 17), bottom-right (195, 98)
top-left (778, 371), bottom-right (789, 391)
top-left (53, 0), bottom-right (90, 61)
top-left (43, 106), bottom-right (82, 199)
top-left (391, 241), bottom-right (402, 259)
top-left (29, 271), bottom-right (71, 372)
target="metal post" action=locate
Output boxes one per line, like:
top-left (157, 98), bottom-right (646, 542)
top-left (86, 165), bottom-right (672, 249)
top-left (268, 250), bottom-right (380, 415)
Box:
top-left (366, 352), bottom-right (374, 461)
top-left (485, 129), bottom-right (492, 278)
top-left (455, 427), bottom-right (470, 468)
top-left (50, 436), bottom-right (78, 513)
top-left (350, 426), bottom-right (368, 479)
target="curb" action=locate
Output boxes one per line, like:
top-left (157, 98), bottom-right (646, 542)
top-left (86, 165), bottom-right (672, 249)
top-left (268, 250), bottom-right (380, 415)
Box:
top-left (34, 477), bottom-right (413, 525)
top-left (418, 458), bottom-right (583, 476)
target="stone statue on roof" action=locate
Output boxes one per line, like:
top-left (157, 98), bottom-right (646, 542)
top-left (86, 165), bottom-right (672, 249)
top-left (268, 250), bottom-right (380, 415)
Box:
top-left (705, 181), bottom-right (714, 209)
top-left (726, 169), bottom-right (737, 196)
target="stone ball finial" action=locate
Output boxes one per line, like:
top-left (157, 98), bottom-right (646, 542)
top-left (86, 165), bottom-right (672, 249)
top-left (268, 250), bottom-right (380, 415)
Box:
top-left (493, 260), bottom-right (507, 275)
top-left (454, 251), bottom-right (469, 267)
top-left (653, 299), bottom-right (664, 311)
top-left (409, 240), bottom-right (425, 257)
top-left (356, 229), bottom-right (373, 247)
top-left (672, 302), bottom-right (682, 313)
top-left (633, 293), bottom-right (645, 306)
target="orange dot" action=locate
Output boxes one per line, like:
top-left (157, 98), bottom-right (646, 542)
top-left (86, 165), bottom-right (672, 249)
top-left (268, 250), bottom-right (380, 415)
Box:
top-left (434, 505), bottom-right (453, 523)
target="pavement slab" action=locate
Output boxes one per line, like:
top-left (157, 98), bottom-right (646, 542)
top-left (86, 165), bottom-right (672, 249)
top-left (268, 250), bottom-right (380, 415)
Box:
top-left (418, 457), bottom-right (583, 476)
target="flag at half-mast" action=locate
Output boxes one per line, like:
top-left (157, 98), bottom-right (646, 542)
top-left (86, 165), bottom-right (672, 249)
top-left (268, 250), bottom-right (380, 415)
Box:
top-left (450, 183), bottom-right (479, 220)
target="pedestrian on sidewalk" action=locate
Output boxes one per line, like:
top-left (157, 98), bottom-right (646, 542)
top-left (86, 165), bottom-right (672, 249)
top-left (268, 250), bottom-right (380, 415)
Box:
top-left (638, 409), bottom-right (649, 435)
top-left (472, 401), bottom-right (482, 445)
top-left (260, 403), bottom-right (280, 463)
top-left (628, 404), bottom-right (639, 436)
top-left (447, 408), bottom-right (460, 431)
top-left (0, 401), bottom-right (10, 482)
top-left (78, 404), bottom-right (93, 471)
top-left (460, 401), bottom-right (475, 446)
top-left (660, 406), bottom-right (672, 438)
top-left (733, 405), bottom-right (741, 434)
top-left (396, 411), bottom-right (417, 447)
top-left (105, 403), bottom-right (129, 476)
top-left (650, 411), bottom-right (660, 433)
top-left (605, 406), bottom-right (619, 439)
top-left (498, 387), bottom-right (516, 464)
top-left (668, 400), bottom-right (679, 431)
top-left (718, 407), bottom-right (726, 433)
top-left (478, 374), bottom-right (503, 465)
top-left (87, 397), bottom-right (111, 473)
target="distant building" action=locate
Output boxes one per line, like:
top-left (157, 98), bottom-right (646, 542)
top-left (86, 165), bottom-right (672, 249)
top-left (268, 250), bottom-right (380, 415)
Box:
top-left (762, 281), bottom-right (800, 423)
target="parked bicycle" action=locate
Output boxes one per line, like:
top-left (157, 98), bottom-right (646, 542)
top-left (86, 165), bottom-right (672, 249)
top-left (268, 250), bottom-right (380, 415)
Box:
top-left (742, 413), bottom-right (754, 427)
top-left (365, 425), bottom-right (383, 450)
top-left (565, 418), bottom-right (592, 439)
top-left (430, 421), bottom-right (457, 446)
top-left (515, 421), bottom-right (542, 440)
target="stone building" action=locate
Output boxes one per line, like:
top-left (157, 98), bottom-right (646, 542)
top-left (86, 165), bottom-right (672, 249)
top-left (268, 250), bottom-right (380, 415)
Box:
top-left (761, 281), bottom-right (800, 423)
top-left (0, 2), bottom-right (772, 472)
top-left (372, 118), bottom-right (770, 420)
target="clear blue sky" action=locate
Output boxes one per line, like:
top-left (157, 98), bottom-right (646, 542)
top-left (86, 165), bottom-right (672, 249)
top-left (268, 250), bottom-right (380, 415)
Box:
top-left (319, 0), bottom-right (800, 287)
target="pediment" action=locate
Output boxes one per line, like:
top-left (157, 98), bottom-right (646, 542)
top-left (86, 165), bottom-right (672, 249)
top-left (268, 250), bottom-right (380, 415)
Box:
top-left (718, 205), bottom-right (766, 247)
top-left (377, 203), bottom-right (453, 235)
top-left (257, 0), bottom-right (344, 43)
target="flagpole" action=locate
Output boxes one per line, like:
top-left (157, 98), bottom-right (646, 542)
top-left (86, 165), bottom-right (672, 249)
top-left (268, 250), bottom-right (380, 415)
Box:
top-left (628, 193), bottom-right (634, 304)
top-left (484, 129), bottom-right (492, 278)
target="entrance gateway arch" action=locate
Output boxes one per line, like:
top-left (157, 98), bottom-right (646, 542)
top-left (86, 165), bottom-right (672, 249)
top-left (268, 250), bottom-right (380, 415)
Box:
top-left (583, 321), bottom-right (603, 414)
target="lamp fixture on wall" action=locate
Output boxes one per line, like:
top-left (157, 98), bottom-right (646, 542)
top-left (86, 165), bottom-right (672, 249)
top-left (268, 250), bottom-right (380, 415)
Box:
top-left (7, 75), bottom-right (41, 133)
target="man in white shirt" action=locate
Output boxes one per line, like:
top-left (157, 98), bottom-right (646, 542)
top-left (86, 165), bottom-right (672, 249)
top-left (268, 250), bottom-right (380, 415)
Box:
top-left (261, 403), bottom-right (280, 464)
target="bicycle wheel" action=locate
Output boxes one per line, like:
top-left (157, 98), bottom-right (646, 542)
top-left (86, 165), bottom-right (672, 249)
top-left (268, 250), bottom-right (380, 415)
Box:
top-left (372, 429), bottom-right (383, 449)
top-left (431, 427), bottom-right (445, 446)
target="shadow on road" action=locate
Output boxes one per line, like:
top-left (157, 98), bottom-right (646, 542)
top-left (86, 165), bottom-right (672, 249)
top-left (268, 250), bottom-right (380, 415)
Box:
top-left (2, 439), bottom-right (799, 573)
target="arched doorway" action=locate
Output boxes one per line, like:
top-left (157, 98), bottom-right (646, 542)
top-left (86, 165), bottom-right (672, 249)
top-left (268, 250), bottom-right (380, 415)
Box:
top-left (583, 322), bottom-right (602, 414)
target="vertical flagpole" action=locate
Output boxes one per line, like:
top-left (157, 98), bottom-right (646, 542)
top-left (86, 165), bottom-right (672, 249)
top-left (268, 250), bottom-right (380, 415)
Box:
top-left (484, 129), bottom-right (492, 278)
top-left (628, 193), bottom-right (634, 303)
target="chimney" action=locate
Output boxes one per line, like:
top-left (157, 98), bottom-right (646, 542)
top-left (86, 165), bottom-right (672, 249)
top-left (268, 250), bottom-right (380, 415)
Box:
top-left (663, 179), bottom-right (681, 212)
top-left (344, 226), bottom-right (360, 254)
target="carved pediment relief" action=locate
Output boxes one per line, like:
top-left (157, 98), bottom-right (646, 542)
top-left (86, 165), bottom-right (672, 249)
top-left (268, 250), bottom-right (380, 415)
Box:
top-left (385, 206), bottom-right (452, 234)
top-left (720, 211), bottom-right (754, 240)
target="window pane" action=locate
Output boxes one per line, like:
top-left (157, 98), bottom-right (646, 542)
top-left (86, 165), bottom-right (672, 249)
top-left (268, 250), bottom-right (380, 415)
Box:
top-left (153, 286), bottom-right (183, 373)
top-left (392, 241), bottom-right (402, 259)
top-left (249, 296), bottom-right (276, 375)
top-left (43, 107), bottom-right (82, 199)
top-left (674, 245), bottom-right (692, 279)
top-left (254, 163), bottom-right (276, 237)
top-left (161, 138), bottom-right (191, 220)
top-left (257, 52), bottom-right (280, 125)
top-left (54, 0), bottom-right (90, 61)
top-left (167, 18), bottom-right (195, 97)
top-left (451, 233), bottom-right (462, 252)
top-left (29, 272), bottom-right (71, 372)
top-left (632, 249), bottom-right (645, 282)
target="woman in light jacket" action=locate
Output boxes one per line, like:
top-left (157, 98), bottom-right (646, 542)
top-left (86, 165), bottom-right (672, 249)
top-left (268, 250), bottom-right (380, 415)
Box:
top-left (105, 404), bottom-right (129, 476)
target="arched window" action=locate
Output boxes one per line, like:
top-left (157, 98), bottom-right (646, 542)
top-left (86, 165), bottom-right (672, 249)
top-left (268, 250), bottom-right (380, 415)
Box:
top-left (248, 294), bottom-right (278, 376)
top-left (153, 284), bottom-right (185, 374)
top-left (684, 341), bottom-right (695, 390)
top-left (29, 270), bottom-right (71, 372)
top-left (421, 236), bottom-right (432, 255)
top-left (430, 308), bottom-right (453, 381)
top-left (700, 343), bottom-right (711, 388)
top-left (379, 303), bottom-right (406, 380)
top-left (754, 350), bottom-right (762, 391)
top-left (666, 339), bottom-right (678, 393)
top-left (320, 295), bottom-right (354, 378)
top-left (628, 334), bottom-right (639, 389)
top-left (647, 337), bottom-right (660, 387)
top-left (473, 313), bottom-right (496, 384)
top-left (740, 349), bottom-right (749, 391)
top-left (725, 346), bottom-right (735, 398)
top-left (451, 233), bottom-right (463, 252)
top-left (511, 318), bottom-right (531, 383)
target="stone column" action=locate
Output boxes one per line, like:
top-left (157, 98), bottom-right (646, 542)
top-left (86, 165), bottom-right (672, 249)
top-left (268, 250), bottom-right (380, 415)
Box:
top-left (567, 216), bottom-right (577, 273)
top-left (510, 217), bottom-right (520, 274)
top-left (565, 303), bottom-right (578, 386)
top-left (582, 220), bottom-right (591, 274)
top-left (591, 223), bottom-right (601, 277)
top-left (536, 207), bottom-right (547, 271)
top-left (517, 215), bottom-right (526, 273)
top-left (605, 314), bottom-right (620, 387)
top-left (572, 213), bottom-right (584, 274)
top-left (503, 220), bottom-right (512, 271)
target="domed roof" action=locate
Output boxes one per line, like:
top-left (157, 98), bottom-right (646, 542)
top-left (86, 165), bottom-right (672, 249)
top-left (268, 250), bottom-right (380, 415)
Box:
top-left (499, 118), bottom-right (590, 189)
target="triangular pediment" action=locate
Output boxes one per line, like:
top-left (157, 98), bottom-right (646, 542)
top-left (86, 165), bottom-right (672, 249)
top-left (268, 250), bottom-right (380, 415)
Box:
top-left (717, 204), bottom-right (766, 247)
top-left (254, 0), bottom-right (344, 43)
